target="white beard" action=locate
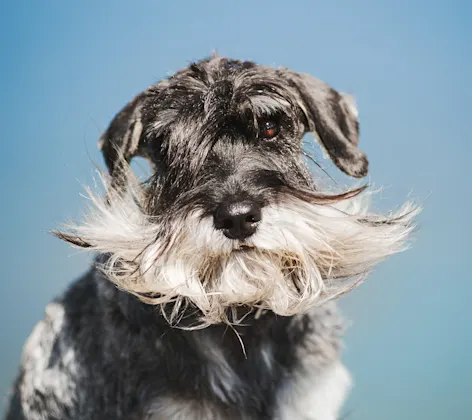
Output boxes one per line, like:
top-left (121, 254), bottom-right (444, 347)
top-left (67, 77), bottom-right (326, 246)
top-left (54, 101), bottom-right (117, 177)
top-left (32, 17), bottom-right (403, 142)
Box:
top-left (58, 171), bottom-right (420, 326)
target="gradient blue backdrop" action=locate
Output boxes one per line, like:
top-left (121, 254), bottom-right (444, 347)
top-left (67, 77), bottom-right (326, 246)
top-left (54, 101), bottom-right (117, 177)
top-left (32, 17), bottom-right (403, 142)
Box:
top-left (1, 1), bottom-right (470, 418)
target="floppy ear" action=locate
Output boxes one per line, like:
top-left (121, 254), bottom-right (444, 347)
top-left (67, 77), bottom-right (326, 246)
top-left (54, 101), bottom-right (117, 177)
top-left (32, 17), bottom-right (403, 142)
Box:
top-left (279, 69), bottom-right (368, 178)
top-left (98, 90), bottom-right (153, 189)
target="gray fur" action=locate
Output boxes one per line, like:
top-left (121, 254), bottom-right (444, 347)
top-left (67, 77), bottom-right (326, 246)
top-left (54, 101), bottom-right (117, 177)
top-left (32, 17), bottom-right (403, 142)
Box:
top-left (5, 55), bottom-right (419, 420)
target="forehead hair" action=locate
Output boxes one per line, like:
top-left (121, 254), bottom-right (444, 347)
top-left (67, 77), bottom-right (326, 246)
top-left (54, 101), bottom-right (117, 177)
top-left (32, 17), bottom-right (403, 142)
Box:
top-left (131, 57), bottom-right (306, 192)
top-left (145, 56), bottom-right (300, 139)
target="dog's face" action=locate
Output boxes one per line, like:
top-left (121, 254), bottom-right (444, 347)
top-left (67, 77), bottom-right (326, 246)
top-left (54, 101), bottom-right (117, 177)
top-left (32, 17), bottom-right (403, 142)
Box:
top-left (57, 56), bottom-right (417, 326)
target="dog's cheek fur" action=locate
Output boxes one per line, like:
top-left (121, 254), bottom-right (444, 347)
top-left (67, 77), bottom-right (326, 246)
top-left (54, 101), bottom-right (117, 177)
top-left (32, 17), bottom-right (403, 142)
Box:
top-left (56, 172), bottom-right (419, 327)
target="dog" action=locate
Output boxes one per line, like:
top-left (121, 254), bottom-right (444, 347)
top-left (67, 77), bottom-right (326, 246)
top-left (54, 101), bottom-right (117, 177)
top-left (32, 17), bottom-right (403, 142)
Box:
top-left (4, 55), bottom-right (419, 420)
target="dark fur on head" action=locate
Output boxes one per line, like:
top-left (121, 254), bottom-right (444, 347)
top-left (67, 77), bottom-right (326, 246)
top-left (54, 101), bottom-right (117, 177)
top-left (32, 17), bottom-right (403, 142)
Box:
top-left (100, 56), bottom-right (367, 192)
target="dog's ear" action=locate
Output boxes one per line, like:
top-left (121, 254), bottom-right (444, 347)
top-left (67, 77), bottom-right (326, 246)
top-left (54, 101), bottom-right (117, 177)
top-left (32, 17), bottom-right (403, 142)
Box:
top-left (98, 90), bottom-right (152, 189)
top-left (279, 69), bottom-right (368, 178)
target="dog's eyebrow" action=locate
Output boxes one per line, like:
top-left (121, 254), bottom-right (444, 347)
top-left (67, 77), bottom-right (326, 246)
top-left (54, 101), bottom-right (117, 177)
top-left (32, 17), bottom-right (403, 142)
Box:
top-left (246, 95), bottom-right (291, 115)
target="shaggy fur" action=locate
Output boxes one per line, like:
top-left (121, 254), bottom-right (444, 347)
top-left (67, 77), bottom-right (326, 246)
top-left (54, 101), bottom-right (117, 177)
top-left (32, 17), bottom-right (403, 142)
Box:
top-left (60, 172), bottom-right (417, 327)
top-left (4, 55), bottom-right (419, 420)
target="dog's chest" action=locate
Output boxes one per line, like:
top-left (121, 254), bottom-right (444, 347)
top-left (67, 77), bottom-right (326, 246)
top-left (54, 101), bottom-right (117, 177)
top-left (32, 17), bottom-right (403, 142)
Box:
top-left (138, 306), bottom-right (350, 420)
top-left (143, 336), bottom-right (283, 419)
top-left (142, 355), bottom-right (351, 420)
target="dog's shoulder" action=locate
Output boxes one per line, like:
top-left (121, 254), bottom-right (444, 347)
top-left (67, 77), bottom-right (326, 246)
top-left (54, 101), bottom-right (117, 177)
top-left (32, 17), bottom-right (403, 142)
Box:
top-left (288, 302), bottom-right (345, 363)
top-left (6, 272), bottom-right (99, 420)
top-left (273, 303), bottom-right (351, 420)
top-left (19, 302), bottom-right (78, 418)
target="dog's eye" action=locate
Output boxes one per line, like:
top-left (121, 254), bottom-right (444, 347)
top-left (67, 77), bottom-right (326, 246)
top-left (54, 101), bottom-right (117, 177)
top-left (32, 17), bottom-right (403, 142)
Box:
top-left (259, 120), bottom-right (280, 139)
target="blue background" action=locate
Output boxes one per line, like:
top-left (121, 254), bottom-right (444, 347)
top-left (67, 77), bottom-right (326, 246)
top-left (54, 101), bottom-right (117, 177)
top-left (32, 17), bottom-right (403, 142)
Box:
top-left (1, 1), bottom-right (470, 418)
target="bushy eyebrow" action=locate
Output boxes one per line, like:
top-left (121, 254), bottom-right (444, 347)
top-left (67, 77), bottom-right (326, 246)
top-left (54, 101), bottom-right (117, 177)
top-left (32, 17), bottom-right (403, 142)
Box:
top-left (246, 95), bottom-right (292, 115)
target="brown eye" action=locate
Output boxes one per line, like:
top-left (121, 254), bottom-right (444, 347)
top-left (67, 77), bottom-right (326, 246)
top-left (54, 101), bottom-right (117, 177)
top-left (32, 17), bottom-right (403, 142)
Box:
top-left (259, 120), bottom-right (280, 139)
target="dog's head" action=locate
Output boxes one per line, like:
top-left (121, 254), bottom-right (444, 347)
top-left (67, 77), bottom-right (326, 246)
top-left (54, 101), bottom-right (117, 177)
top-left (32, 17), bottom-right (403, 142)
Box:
top-left (57, 56), bottom-right (418, 326)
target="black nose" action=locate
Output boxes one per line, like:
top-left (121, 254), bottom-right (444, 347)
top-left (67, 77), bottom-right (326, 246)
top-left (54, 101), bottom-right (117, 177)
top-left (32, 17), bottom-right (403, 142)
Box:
top-left (214, 201), bottom-right (262, 240)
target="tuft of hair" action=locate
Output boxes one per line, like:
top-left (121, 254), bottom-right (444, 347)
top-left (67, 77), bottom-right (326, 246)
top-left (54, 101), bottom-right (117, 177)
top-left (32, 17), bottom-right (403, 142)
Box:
top-left (54, 170), bottom-right (420, 327)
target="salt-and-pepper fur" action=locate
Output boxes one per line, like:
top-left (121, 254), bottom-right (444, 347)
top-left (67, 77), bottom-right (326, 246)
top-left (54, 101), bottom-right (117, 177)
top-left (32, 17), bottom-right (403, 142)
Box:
top-left (4, 55), bottom-right (419, 420)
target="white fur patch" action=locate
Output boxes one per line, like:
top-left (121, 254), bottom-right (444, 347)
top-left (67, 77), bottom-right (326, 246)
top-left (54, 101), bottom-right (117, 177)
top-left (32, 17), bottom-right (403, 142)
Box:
top-left (145, 397), bottom-right (221, 420)
top-left (275, 362), bottom-right (352, 420)
top-left (58, 172), bottom-right (420, 326)
top-left (20, 303), bottom-right (79, 419)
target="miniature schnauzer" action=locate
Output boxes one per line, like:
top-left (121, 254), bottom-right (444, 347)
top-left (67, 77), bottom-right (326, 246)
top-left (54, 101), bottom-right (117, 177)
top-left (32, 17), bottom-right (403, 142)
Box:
top-left (5, 55), bottom-right (419, 420)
